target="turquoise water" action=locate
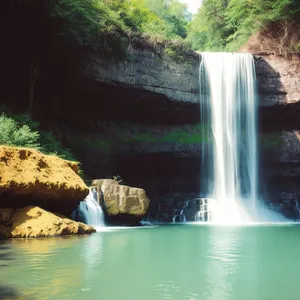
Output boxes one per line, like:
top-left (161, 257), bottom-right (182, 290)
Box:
top-left (1, 224), bottom-right (300, 300)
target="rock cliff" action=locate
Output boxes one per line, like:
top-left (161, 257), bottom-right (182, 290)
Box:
top-left (84, 41), bottom-right (199, 104)
top-left (255, 55), bottom-right (300, 106)
top-left (63, 42), bottom-right (300, 219)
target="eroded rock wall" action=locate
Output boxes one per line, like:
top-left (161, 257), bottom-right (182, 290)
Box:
top-left (83, 41), bottom-right (199, 104)
top-left (253, 53), bottom-right (300, 218)
top-left (255, 54), bottom-right (300, 106)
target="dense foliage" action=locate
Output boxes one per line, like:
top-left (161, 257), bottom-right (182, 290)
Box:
top-left (187, 0), bottom-right (300, 52)
top-left (51, 0), bottom-right (191, 50)
top-left (50, 0), bottom-right (300, 54)
top-left (0, 111), bottom-right (76, 162)
top-left (0, 114), bottom-right (40, 149)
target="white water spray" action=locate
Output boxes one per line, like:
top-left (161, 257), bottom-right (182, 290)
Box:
top-left (199, 53), bottom-right (257, 224)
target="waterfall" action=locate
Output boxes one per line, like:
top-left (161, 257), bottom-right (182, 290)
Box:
top-left (71, 189), bottom-right (105, 229)
top-left (199, 53), bottom-right (257, 224)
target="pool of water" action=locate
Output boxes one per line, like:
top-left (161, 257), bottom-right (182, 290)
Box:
top-left (1, 224), bottom-right (300, 300)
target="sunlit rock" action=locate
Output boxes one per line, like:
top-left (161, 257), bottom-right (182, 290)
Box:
top-left (0, 206), bottom-right (95, 238)
top-left (91, 179), bottom-right (149, 225)
top-left (0, 146), bottom-right (89, 215)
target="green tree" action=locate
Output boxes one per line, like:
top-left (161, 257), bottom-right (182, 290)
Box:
top-left (0, 111), bottom-right (76, 161)
top-left (186, 0), bottom-right (300, 52)
top-left (0, 114), bottom-right (40, 149)
top-left (144, 0), bottom-right (191, 38)
top-left (187, 0), bottom-right (230, 51)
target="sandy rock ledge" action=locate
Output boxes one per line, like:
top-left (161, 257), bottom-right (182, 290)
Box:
top-left (0, 206), bottom-right (95, 238)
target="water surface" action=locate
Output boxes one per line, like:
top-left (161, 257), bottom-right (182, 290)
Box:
top-left (1, 224), bottom-right (300, 300)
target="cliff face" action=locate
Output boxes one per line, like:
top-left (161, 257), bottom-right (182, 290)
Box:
top-left (255, 55), bottom-right (300, 106)
top-left (84, 42), bottom-right (199, 104)
top-left (253, 53), bottom-right (300, 218)
top-left (2, 30), bottom-right (300, 219)
top-left (81, 46), bottom-right (300, 130)
top-left (71, 45), bottom-right (300, 219)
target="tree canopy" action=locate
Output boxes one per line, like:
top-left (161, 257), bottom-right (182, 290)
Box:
top-left (186, 0), bottom-right (300, 53)
top-left (27, 0), bottom-right (299, 54)
top-left (51, 0), bottom-right (192, 49)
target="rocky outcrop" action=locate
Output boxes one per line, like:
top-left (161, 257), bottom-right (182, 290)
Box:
top-left (255, 54), bottom-right (300, 106)
top-left (0, 146), bottom-right (89, 215)
top-left (84, 39), bottom-right (199, 104)
top-left (84, 39), bottom-right (300, 108)
top-left (0, 206), bottom-right (95, 238)
top-left (91, 179), bottom-right (149, 225)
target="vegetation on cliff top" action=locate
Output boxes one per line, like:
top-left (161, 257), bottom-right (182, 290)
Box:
top-left (50, 0), bottom-right (300, 54)
top-left (187, 0), bottom-right (300, 54)
top-left (51, 0), bottom-right (191, 53)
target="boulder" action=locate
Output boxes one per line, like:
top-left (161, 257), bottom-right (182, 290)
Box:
top-left (91, 179), bottom-right (149, 225)
top-left (0, 206), bottom-right (95, 238)
top-left (0, 146), bottom-right (89, 215)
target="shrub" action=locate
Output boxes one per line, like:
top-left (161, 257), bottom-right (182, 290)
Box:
top-left (0, 111), bottom-right (76, 162)
top-left (0, 114), bottom-right (40, 149)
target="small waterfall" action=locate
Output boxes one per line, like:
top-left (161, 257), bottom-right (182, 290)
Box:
top-left (199, 53), bottom-right (257, 224)
top-left (84, 189), bottom-right (105, 227)
top-left (71, 188), bottom-right (105, 229)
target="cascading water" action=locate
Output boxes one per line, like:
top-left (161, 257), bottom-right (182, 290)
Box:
top-left (199, 53), bottom-right (257, 224)
top-left (84, 189), bottom-right (105, 227)
top-left (195, 198), bottom-right (213, 222)
top-left (71, 188), bottom-right (105, 229)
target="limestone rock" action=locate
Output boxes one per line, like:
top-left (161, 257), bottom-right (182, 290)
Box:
top-left (0, 206), bottom-right (95, 238)
top-left (91, 179), bottom-right (149, 225)
top-left (0, 146), bottom-right (89, 214)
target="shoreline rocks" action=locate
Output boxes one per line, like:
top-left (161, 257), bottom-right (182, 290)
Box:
top-left (0, 206), bottom-right (95, 238)
top-left (0, 146), bottom-right (89, 215)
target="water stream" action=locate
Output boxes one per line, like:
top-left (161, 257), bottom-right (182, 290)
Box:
top-left (71, 189), bottom-right (105, 230)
